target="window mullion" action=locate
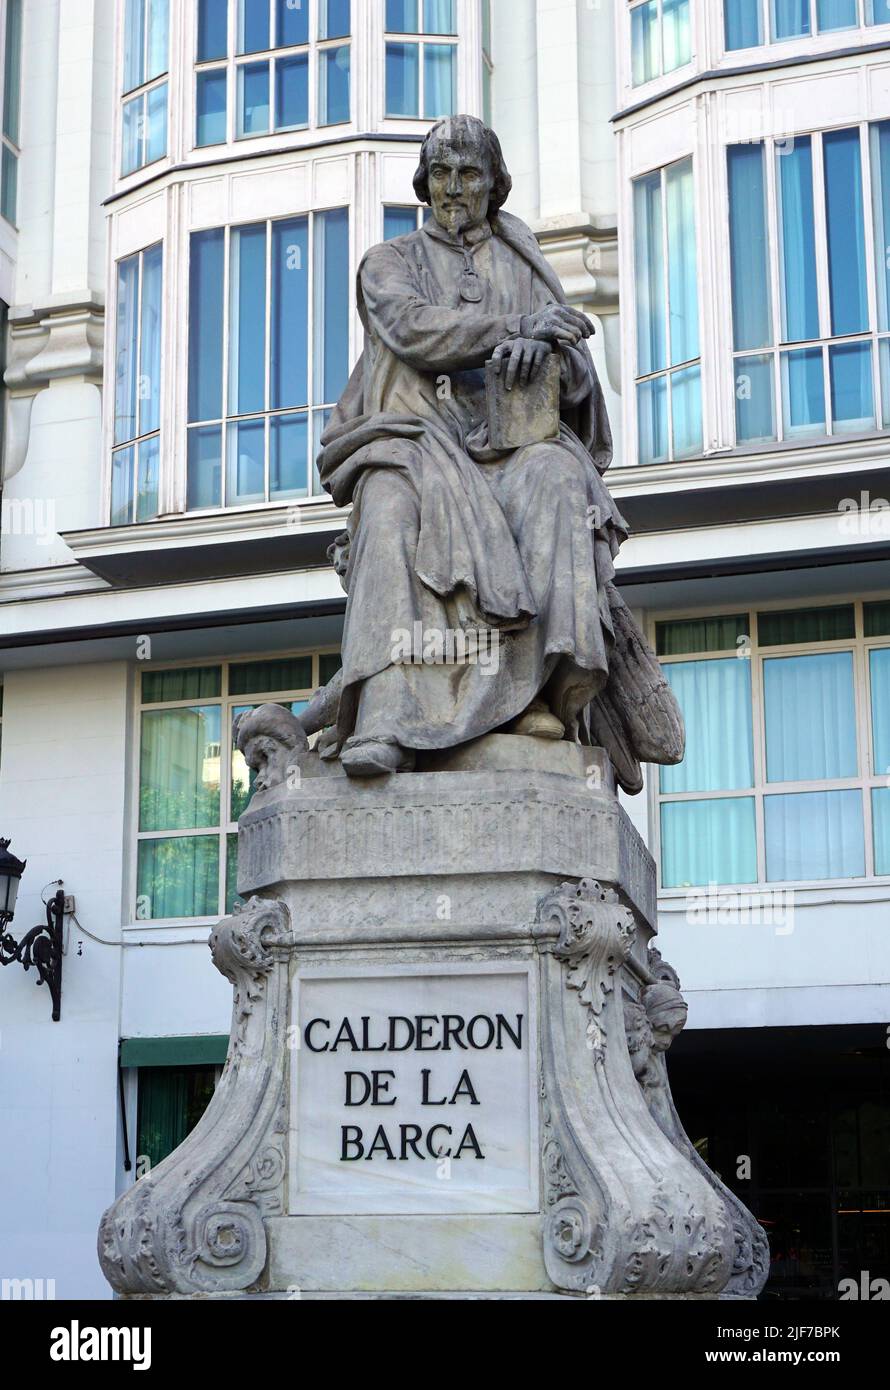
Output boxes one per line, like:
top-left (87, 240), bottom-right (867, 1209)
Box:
top-left (222, 225), bottom-right (232, 508)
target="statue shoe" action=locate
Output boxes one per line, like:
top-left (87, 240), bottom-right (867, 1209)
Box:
top-left (510, 699), bottom-right (565, 741)
top-left (341, 738), bottom-right (416, 777)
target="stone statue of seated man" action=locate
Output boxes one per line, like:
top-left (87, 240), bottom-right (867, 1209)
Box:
top-left (313, 114), bottom-right (683, 788)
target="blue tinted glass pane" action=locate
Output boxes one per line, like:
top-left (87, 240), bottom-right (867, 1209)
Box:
top-left (115, 254), bottom-right (139, 445)
top-left (386, 42), bottom-right (419, 115)
top-left (121, 93), bottom-right (143, 175)
top-left (111, 447), bottom-right (134, 526)
top-left (276, 0), bottom-right (308, 44)
top-left (424, 43), bottom-right (455, 118)
top-left (666, 158), bottom-right (698, 365)
top-left (735, 353), bottom-right (776, 442)
top-left (873, 787), bottom-right (890, 873)
top-left (198, 0), bottom-right (229, 60)
top-left (424, 0), bottom-right (456, 34)
top-left (196, 70), bottom-right (227, 145)
top-left (238, 0), bottom-right (270, 53)
top-left (764, 652), bottom-right (858, 782)
top-left (634, 172), bottom-right (666, 375)
top-left (275, 52), bottom-right (308, 127)
top-left (319, 45), bottom-right (350, 124)
top-left (824, 128), bottom-right (868, 336)
top-left (817, 0), bottom-right (857, 29)
top-left (270, 413), bottom-right (309, 498)
top-left (662, 0), bottom-right (691, 71)
top-left (314, 208), bottom-right (349, 403)
top-left (137, 436), bottom-right (160, 521)
top-left (0, 145), bottom-right (16, 224)
top-left (765, 791), bottom-right (864, 880)
top-left (728, 144), bottom-right (772, 350)
top-left (829, 341), bottom-right (875, 431)
top-left (124, 0), bottom-right (146, 92)
top-left (880, 339), bottom-right (890, 426)
top-left (661, 658), bottom-right (754, 793)
top-left (146, 81), bottom-right (168, 164)
top-left (781, 348), bottom-right (825, 435)
top-left (238, 60), bottom-right (270, 135)
top-left (772, 0), bottom-right (810, 38)
top-left (871, 647), bottom-right (890, 774)
top-left (188, 229), bottom-right (225, 422)
top-left (387, 0), bottom-right (418, 30)
top-left (2, 0), bottom-right (21, 141)
top-left (229, 223), bottom-right (267, 415)
top-left (672, 365), bottom-right (702, 457)
top-left (148, 0), bottom-right (170, 78)
top-left (187, 425), bottom-right (223, 509)
top-left (313, 408), bottom-right (332, 491)
top-left (631, 2), bottom-right (659, 85)
top-left (661, 798), bottom-right (757, 887)
top-left (227, 418), bottom-right (266, 504)
top-left (139, 244), bottom-right (163, 436)
top-left (870, 0), bottom-right (890, 20)
top-left (272, 217), bottom-right (309, 408)
top-left (320, 0), bottom-right (351, 39)
top-left (384, 206), bottom-right (418, 239)
top-left (870, 122), bottom-right (890, 331)
top-left (777, 137), bottom-right (819, 342)
top-left (137, 837), bottom-right (219, 919)
top-left (725, 0), bottom-right (763, 47)
top-left (637, 377), bottom-right (668, 464)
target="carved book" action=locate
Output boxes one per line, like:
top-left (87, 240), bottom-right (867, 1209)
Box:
top-left (486, 353), bottom-right (561, 450)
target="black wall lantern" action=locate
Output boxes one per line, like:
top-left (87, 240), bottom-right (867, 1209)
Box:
top-left (0, 839), bottom-right (65, 1021)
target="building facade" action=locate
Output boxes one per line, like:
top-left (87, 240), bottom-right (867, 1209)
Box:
top-left (0, 0), bottom-right (888, 1299)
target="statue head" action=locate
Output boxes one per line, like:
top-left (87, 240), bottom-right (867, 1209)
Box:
top-left (414, 115), bottom-right (512, 237)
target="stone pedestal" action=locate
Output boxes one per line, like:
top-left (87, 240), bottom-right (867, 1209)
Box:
top-left (98, 738), bottom-right (767, 1300)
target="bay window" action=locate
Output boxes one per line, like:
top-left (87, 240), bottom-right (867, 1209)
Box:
top-left (195, 0), bottom-right (351, 147)
top-left (629, 0), bottom-right (691, 87)
top-left (727, 124), bottom-right (890, 446)
top-left (385, 0), bottom-right (457, 119)
top-left (186, 207), bottom-right (349, 510)
top-left (1, 0), bottom-right (22, 222)
top-left (633, 157), bottom-right (702, 464)
top-left (656, 602), bottom-right (890, 889)
top-left (724, 0), bottom-right (890, 51)
top-left (121, 0), bottom-right (169, 175)
top-left (135, 653), bottom-right (342, 921)
top-left (111, 244), bottom-right (163, 525)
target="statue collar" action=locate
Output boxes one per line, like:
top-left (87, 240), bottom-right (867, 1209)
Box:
top-left (422, 219), bottom-right (493, 250)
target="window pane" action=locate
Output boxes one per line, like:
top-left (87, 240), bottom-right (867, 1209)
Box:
top-left (817, 0), bottom-right (857, 29)
top-left (870, 647), bottom-right (890, 774)
top-left (232, 704), bottom-right (258, 818)
top-left (320, 652), bottom-right (343, 684)
top-left (111, 447), bottom-right (135, 527)
top-left (725, 0), bottom-right (764, 48)
top-left (196, 70), bottom-right (228, 145)
top-left (187, 425), bottom-right (223, 509)
top-left (880, 338), bottom-right (890, 426)
top-left (137, 837), bottom-right (220, 919)
top-left (270, 413), bottom-right (309, 498)
top-left (139, 244), bottom-right (163, 436)
top-left (385, 42), bottom-right (419, 115)
top-left (759, 604), bottom-right (855, 645)
top-left (671, 363), bottom-right (702, 457)
top-left (824, 128), bottom-right (868, 336)
top-left (772, 0), bottom-right (811, 38)
top-left (666, 158), bottom-right (698, 365)
top-left (115, 254), bottom-right (140, 445)
top-left (781, 347), bottom-right (825, 436)
top-left (140, 705), bottom-right (222, 830)
top-left (656, 614), bottom-right (749, 655)
top-left (146, 81), bottom-right (168, 164)
top-left (829, 341), bottom-right (875, 432)
top-left (661, 658), bottom-right (754, 793)
top-left (314, 208), bottom-right (350, 404)
top-left (312, 408), bottom-right (332, 490)
top-left (776, 137), bottom-right (819, 343)
top-left (237, 0), bottom-right (270, 53)
top-left (320, 0), bottom-right (351, 39)
top-left (387, 0), bottom-right (419, 30)
top-left (137, 436), bottom-right (160, 522)
top-left (198, 0), bottom-right (229, 61)
top-left (189, 229), bottom-right (225, 422)
top-left (0, 145), bottom-right (16, 224)
top-left (121, 94), bottom-right (144, 176)
top-left (662, 0), bottom-right (691, 72)
top-left (272, 217), bottom-right (309, 408)
top-left (226, 833), bottom-right (241, 912)
top-left (124, 0), bottom-right (147, 93)
top-left (764, 652), bottom-right (858, 782)
top-left (424, 43), bottom-right (456, 118)
top-left (870, 0), bottom-right (890, 20)
top-left (661, 798), bottom-right (758, 887)
top-left (226, 417), bottom-right (266, 504)
top-left (230, 656), bottom-right (313, 694)
top-left (237, 60), bottom-right (270, 135)
top-left (634, 171), bottom-right (666, 375)
top-left (735, 353), bottom-right (776, 442)
top-left (148, 0), bottom-right (170, 78)
top-left (276, 52), bottom-right (308, 128)
top-left (872, 787), bottom-right (890, 874)
top-left (276, 0), bottom-right (309, 44)
top-left (765, 791), bottom-right (865, 880)
top-left (229, 224), bottom-right (267, 415)
top-left (3, 0), bottom-right (22, 141)
top-left (728, 144), bottom-right (772, 350)
top-left (319, 45), bottom-right (350, 124)
top-left (384, 206), bottom-right (418, 239)
top-left (870, 123), bottom-right (890, 332)
top-left (637, 376), bottom-right (669, 464)
top-left (631, 1), bottom-right (659, 85)
top-left (865, 601), bottom-right (890, 636)
top-left (425, 0), bottom-right (456, 34)
top-left (142, 667), bottom-right (222, 702)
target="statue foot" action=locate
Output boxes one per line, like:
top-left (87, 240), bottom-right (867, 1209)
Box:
top-left (341, 738), bottom-right (416, 778)
top-left (510, 699), bottom-right (565, 741)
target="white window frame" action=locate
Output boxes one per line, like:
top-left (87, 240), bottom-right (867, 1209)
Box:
top-left (624, 0), bottom-right (696, 95)
top-left (721, 0), bottom-right (890, 58)
top-left (383, 0), bottom-right (459, 120)
top-left (651, 594), bottom-right (890, 894)
top-left (118, 0), bottom-right (170, 180)
top-left (110, 242), bottom-right (164, 526)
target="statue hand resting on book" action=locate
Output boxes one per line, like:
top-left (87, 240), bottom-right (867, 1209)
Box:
top-left (315, 115), bottom-right (684, 788)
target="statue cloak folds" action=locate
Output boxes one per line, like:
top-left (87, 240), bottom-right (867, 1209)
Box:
top-left (316, 207), bottom-right (683, 793)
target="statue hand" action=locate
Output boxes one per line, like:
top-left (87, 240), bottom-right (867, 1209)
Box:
top-left (492, 337), bottom-right (552, 390)
top-left (520, 305), bottom-right (595, 347)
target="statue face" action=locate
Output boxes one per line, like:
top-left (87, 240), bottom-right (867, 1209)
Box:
top-left (426, 133), bottom-right (494, 237)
